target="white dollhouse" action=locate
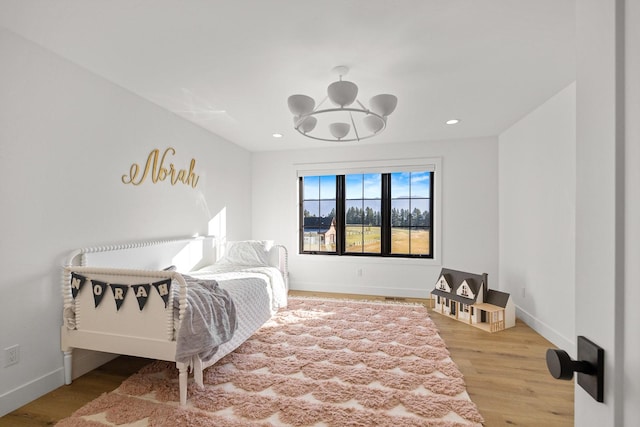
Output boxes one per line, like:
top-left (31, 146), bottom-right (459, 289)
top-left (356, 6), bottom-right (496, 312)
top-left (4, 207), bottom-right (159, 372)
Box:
top-left (431, 268), bottom-right (515, 332)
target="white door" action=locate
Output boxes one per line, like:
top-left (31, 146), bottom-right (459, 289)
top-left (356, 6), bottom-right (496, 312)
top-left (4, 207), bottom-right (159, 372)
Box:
top-left (575, 1), bottom-right (640, 425)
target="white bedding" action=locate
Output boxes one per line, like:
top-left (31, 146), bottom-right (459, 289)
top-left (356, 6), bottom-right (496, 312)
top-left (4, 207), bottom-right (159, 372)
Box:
top-left (183, 265), bottom-right (288, 367)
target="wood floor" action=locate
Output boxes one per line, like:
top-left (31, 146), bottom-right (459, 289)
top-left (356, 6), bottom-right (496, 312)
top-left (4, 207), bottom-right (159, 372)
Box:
top-left (0, 291), bottom-right (573, 427)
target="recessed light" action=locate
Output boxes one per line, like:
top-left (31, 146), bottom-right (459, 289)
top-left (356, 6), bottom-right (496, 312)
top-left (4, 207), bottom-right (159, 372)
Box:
top-left (446, 119), bottom-right (460, 125)
top-left (272, 133), bottom-right (283, 138)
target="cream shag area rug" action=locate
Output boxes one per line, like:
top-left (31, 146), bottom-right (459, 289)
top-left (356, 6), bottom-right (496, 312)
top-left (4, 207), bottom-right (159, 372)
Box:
top-left (57, 297), bottom-right (484, 427)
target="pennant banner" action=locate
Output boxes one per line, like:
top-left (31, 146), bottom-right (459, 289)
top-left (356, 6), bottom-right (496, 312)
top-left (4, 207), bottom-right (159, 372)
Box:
top-left (70, 273), bottom-right (87, 299)
top-left (109, 284), bottom-right (129, 311)
top-left (131, 284), bottom-right (151, 311)
top-left (70, 274), bottom-right (173, 311)
top-left (153, 279), bottom-right (172, 308)
top-left (92, 280), bottom-right (108, 308)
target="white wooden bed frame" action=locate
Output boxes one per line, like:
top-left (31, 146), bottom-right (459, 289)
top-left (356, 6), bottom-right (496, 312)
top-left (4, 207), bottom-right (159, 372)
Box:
top-left (60, 236), bottom-right (288, 405)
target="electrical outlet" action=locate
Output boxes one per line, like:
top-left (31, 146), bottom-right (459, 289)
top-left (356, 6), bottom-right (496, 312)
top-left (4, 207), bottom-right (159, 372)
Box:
top-left (4, 345), bottom-right (19, 367)
top-left (356, 268), bottom-right (363, 277)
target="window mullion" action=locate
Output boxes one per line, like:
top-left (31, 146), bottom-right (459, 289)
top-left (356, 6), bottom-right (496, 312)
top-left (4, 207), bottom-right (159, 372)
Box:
top-left (298, 177), bottom-right (304, 253)
top-left (336, 175), bottom-right (345, 255)
top-left (382, 174), bottom-right (391, 255)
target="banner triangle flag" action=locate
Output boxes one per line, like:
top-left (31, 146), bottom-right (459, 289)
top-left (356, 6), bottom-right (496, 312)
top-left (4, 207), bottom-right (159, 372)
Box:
top-left (70, 273), bottom-right (87, 299)
top-left (131, 284), bottom-right (151, 311)
top-left (109, 284), bottom-right (129, 311)
top-left (92, 280), bottom-right (108, 308)
top-left (153, 279), bottom-right (172, 308)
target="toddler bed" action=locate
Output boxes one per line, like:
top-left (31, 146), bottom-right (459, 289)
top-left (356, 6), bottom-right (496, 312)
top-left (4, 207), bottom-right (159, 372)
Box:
top-left (60, 236), bottom-right (288, 405)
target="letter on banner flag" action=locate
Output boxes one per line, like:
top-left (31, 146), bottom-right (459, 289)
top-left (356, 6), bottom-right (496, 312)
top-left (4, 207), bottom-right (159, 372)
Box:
top-left (153, 279), bottom-right (172, 307)
top-left (70, 273), bottom-right (86, 299)
top-left (131, 284), bottom-right (151, 310)
top-left (92, 280), bottom-right (108, 308)
top-left (110, 284), bottom-right (129, 311)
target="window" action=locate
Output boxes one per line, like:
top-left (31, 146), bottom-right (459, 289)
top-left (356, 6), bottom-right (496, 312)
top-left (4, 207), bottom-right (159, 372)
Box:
top-left (299, 170), bottom-right (434, 258)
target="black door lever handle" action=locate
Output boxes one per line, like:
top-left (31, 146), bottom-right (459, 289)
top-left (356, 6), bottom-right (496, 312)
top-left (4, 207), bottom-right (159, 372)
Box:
top-left (546, 348), bottom-right (594, 379)
top-left (545, 336), bottom-right (604, 402)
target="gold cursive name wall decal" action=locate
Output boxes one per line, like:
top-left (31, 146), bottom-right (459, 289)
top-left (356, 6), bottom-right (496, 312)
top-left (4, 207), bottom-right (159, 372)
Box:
top-left (121, 147), bottom-right (200, 188)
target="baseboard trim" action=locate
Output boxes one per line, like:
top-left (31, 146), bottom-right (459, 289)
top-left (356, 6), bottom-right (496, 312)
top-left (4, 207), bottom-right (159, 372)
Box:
top-left (0, 368), bottom-right (64, 417)
top-left (290, 281), bottom-right (431, 300)
top-left (516, 305), bottom-right (575, 357)
top-left (0, 350), bottom-right (117, 417)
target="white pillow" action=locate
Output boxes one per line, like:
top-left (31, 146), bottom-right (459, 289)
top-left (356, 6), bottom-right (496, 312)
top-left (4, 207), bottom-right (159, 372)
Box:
top-left (217, 240), bottom-right (273, 266)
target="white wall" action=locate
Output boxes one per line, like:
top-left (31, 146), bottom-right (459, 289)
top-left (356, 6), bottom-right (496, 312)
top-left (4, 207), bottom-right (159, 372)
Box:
top-left (0, 28), bottom-right (252, 415)
top-left (252, 137), bottom-right (499, 299)
top-left (498, 83), bottom-right (576, 352)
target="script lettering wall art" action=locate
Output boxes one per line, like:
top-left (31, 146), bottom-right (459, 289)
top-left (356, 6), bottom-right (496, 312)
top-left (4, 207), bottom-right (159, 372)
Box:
top-left (122, 147), bottom-right (200, 188)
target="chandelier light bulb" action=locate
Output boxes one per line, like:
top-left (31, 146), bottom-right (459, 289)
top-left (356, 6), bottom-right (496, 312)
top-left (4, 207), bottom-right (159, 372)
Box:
top-left (299, 116), bottom-right (317, 134)
top-left (327, 80), bottom-right (358, 108)
top-left (329, 122), bottom-right (351, 140)
top-left (287, 94), bottom-right (315, 116)
top-left (363, 115), bottom-right (385, 134)
top-left (369, 94), bottom-right (398, 117)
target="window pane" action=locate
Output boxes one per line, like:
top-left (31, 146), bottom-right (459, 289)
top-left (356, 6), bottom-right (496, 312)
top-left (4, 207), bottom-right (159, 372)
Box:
top-left (345, 200), bottom-right (363, 224)
top-left (345, 224), bottom-right (381, 253)
top-left (410, 228), bottom-right (430, 255)
top-left (303, 229), bottom-right (320, 252)
top-left (391, 227), bottom-right (430, 255)
top-left (363, 174), bottom-right (381, 199)
top-left (303, 176), bottom-right (319, 199)
top-left (303, 200), bottom-right (320, 217)
top-left (391, 172), bottom-right (410, 198)
top-left (363, 200), bottom-right (381, 226)
top-left (302, 217), bottom-right (336, 253)
top-left (410, 198), bottom-right (429, 226)
top-left (345, 225), bottom-right (363, 253)
top-left (319, 175), bottom-right (336, 199)
top-left (391, 199), bottom-right (410, 226)
top-left (345, 174), bottom-right (363, 199)
top-left (391, 227), bottom-right (410, 253)
top-left (320, 200), bottom-right (336, 219)
top-left (410, 172), bottom-right (431, 198)
top-left (363, 225), bottom-right (381, 253)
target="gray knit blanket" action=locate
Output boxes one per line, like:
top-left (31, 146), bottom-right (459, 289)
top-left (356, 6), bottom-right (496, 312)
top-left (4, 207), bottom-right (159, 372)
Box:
top-left (173, 275), bottom-right (237, 364)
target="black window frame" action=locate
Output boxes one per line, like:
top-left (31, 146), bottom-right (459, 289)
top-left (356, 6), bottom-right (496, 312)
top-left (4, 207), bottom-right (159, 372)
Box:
top-left (299, 171), bottom-right (434, 259)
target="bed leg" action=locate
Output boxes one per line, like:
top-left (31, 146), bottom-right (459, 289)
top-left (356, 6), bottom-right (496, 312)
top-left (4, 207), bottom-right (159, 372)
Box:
top-left (63, 350), bottom-right (73, 385)
top-left (194, 357), bottom-right (204, 389)
top-left (178, 363), bottom-right (188, 406)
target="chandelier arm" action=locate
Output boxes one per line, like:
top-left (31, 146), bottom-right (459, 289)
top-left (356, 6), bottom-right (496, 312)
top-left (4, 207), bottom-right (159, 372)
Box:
top-left (293, 127), bottom-right (384, 142)
top-left (349, 112), bottom-right (360, 142)
top-left (291, 107), bottom-right (388, 142)
top-left (314, 95), bottom-right (329, 112)
top-left (305, 106), bottom-right (384, 118)
top-left (356, 99), bottom-right (368, 112)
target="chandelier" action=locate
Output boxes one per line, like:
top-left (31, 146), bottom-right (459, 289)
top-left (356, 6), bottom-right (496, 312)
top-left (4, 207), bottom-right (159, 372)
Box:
top-left (287, 66), bottom-right (397, 142)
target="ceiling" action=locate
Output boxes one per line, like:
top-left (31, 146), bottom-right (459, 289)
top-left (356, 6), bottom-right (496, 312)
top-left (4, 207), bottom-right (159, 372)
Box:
top-left (0, 0), bottom-right (576, 152)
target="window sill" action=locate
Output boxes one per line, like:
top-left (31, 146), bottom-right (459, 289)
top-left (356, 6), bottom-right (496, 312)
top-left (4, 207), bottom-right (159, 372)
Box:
top-left (296, 252), bottom-right (441, 267)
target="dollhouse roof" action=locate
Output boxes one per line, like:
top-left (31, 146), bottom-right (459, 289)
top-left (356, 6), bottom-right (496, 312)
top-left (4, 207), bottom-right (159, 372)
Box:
top-left (431, 268), bottom-right (488, 305)
top-left (486, 289), bottom-right (510, 308)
